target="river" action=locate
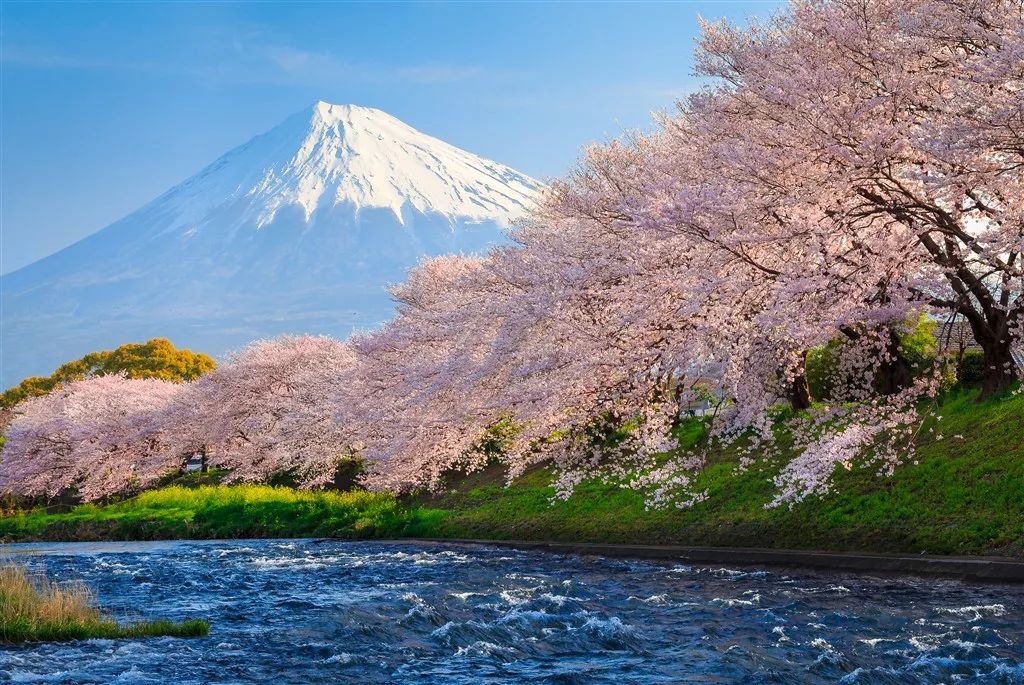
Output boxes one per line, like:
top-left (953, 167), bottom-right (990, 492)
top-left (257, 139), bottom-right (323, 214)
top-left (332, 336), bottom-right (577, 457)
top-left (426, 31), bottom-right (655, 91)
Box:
top-left (1, 539), bottom-right (1021, 683)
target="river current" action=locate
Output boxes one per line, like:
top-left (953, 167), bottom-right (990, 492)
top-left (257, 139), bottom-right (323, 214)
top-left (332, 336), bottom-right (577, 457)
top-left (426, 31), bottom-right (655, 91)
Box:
top-left (0, 539), bottom-right (1021, 684)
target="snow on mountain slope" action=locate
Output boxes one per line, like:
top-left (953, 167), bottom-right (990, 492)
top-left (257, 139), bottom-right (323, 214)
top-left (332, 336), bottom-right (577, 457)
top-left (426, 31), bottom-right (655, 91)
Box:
top-left (153, 101), bottom-right (537, 236)
top-left (0, 102), bottom-right (541, 387)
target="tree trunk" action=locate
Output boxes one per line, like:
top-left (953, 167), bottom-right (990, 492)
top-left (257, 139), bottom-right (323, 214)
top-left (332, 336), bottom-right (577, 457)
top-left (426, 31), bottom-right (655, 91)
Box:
top-left (875, 333), bottom-right (913, 396)
top-left (979, 338), bottom-right (1018, 398)
top-left (853, 193), bottom-right (1021, 398)
top-left (788, 351), bottom-right (813, 411)
top-left (961, 312), bottom-right (1019, 399)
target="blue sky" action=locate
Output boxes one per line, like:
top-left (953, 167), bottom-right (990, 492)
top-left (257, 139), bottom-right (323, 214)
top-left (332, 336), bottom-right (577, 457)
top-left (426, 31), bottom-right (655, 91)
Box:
top-left (1, 1), bottom-right (780, 274)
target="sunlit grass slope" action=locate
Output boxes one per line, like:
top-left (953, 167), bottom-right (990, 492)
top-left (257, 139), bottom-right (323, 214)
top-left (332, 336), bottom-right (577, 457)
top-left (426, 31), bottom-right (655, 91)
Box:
top-left (0, 563), bottom-right (208, 643)
top-left (0, 485), bottom-right (432, 542)
top-left (416, 390), bottom-right (1024, 557)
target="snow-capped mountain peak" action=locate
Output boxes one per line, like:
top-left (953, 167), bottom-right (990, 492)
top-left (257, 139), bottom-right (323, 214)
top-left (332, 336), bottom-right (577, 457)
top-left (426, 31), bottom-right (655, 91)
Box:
top-left (164, 101), bottom-right (539, 234)
top-left (1, 103), bottom-right (541, 386)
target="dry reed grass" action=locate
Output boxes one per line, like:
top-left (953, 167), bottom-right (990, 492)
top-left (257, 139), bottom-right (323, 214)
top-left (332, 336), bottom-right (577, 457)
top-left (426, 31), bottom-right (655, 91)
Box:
top-left (0, 562), bottom-right (208, 642)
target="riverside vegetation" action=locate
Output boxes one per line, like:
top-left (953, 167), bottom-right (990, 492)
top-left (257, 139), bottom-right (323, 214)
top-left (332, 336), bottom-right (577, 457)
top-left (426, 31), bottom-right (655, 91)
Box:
top-left (2, 389), bottom-right (1021, 558)
top-left (0, 563), bottom-right (208, 643)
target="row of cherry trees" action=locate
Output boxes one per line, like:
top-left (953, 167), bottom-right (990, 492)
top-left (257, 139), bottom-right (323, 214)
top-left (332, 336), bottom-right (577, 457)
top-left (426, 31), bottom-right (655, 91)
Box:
top-left (1, 0), bottom-right (1020, 505)
top-left (346, 0), bottom-right (1021, 504)
top-left (0, 337), bottom-right (354, 500)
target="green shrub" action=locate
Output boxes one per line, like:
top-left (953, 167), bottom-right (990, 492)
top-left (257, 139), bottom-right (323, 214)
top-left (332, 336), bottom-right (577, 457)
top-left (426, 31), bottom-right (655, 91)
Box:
top-left (1, 338), bottom-right (216, 408)
top-left (957, 350), bottom-right (986, 386)
top-left (0, 484), bottom-right (424, 542)
top-left (806, 339), bottom-right (843, 400)
top-left (807, 315), bottom-right (943, 400)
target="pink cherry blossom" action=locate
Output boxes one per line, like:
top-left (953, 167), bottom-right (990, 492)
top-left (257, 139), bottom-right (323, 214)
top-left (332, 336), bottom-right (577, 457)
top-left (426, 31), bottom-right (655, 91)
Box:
top-left (0, 375), bottom-right (185, 500)
top-left (177, 335), bottom-right (358, 488)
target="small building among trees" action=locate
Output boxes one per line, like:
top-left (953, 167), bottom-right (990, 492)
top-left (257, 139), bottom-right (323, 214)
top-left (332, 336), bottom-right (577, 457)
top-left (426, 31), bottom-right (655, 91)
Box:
top-left (183, 453), bottom-right (206, 473)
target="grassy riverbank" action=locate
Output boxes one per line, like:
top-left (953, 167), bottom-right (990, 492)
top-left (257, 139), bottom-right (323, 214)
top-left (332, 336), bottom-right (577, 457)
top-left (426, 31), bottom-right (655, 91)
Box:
top-left (0, 485), bottom-right (433, 542)
top-left (419, 391), bottom-right (1024, 558)
top-left (0, 563), bottom-right (208, 643)
top-left (1, 391), bottom-right (1021, 557)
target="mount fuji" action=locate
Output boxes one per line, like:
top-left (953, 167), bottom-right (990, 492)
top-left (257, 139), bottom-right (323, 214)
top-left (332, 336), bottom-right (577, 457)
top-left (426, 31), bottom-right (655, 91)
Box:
top-left (0, 102), bottom-right (541, 387)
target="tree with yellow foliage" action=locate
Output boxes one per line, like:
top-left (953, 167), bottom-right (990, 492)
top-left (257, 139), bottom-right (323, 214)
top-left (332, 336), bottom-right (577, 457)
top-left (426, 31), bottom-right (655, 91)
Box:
top-left (0, 339), bottom-right (215, 408)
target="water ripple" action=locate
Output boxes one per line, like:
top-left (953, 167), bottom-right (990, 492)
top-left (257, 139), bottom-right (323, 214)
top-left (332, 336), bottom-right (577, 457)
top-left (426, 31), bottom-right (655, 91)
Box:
top-left (1, 539), bottom-right (1021, 684)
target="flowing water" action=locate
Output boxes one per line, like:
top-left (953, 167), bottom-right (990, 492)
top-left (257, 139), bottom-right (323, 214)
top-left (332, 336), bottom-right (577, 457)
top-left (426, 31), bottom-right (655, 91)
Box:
top-left (1, 539), bottom-right (1021, 684)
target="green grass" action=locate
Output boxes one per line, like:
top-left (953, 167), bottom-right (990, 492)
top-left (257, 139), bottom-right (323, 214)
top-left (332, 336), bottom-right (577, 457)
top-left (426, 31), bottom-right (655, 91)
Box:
top-left (410, 389), bottom-right (1024, 558)
top-left (0, 563), bottom-right (209, 643)
top-left (1, 391), bottom-right (1021, 558)
top-left (0, 484), bottom-right (430, 542)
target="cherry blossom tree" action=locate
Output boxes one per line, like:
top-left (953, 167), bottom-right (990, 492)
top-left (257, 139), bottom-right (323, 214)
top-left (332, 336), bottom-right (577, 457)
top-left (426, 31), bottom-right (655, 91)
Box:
top-left (341, 255), bottom-right (520, 491)
top-left (512, 0), bottom-right (1022, 504)
top-left (689, 0), bottom-right (1023, 396)
top-left (0, 336), bottom-right (358, 500)
top-left (176, 335), bottom-right (357, 488)
top-left (345, 151), bottom-right (719, 495)
top-left (347, 0), bottom-right (1020, 507)
top-left (0, 375), bottom-right (185, 501)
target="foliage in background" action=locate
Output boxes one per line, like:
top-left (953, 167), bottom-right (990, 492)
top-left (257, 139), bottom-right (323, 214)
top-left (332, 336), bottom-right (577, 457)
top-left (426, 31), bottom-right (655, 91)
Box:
top-left (806, 316), bottom-right (945, 400)
top-left (1, 338), bottom-right (215, 408)
top-left (957, 351), bottom-right (987, 387)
